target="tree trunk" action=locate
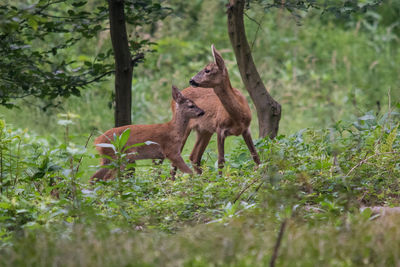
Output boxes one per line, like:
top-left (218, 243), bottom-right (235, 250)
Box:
top-left (108, 0), bottom-right (132, 127)
top-left (227, 0), bottom-right (281, 139)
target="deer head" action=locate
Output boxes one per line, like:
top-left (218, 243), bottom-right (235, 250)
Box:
top-left (189, 45), bottom-right (227, 88)
top-left (172, 85), bottom-right (205, 118)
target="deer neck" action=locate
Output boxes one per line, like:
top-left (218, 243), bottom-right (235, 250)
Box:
top-left (213, 72), bottom-right (243, 121)
top-left (169, 109), bottom-right (190, 140)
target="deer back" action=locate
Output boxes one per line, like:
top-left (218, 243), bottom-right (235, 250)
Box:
top-left (171, 86), bottom-right (251, 136)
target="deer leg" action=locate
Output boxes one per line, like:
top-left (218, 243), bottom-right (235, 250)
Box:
top-left (152, 159), bottom-right (164, 165)
top-left (189, 132), bottom-right (202, 163)
top-left (104, 169), bottom-right (117, 180)
top-left (190, 131), bottom-right (212, 174)
top-left (127, 159), bottom-right (136, 172)
top-left (166, 153), bottom-right (193, 175)
top-left (90, 158), bottom-right (113, 183)
top-left (152, 158), bottom-right (164, 177)
top-left (168, 128), bottom-right (191, 179)
top-left (217, 131), bottom-right (226, 175)
top-left (180, 127), bottom-right (192, 153)
top-left (170, 165), bottom-right (177, 181)
top-left (242, 128), bottom-right (261, 165)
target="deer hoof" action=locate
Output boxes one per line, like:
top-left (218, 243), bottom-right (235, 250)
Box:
top-left (193, 166), bottom-right (203, 175)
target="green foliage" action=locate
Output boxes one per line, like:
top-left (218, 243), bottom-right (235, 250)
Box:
top-left (0, 0), bottom-right (170, 109)
top-left (0, 108), bottom-right (398, 264)
top-left (0, 0), bottom-right (108, 108)
top-left (241, 6), bottom-right (400, 132)
top-left (252, 0), bottom-right (382, 16)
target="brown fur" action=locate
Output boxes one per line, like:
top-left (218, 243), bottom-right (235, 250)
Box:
top-left (173, 45), bottom-right (261, 173)
top-left (91, 86), bottom-right (205, 182)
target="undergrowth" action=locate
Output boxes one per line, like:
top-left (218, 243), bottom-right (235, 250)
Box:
top-left (0, 108), bottom-right (399, 266)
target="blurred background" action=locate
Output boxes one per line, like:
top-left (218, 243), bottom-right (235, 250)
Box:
top-left (1, 0), bottom-right (399, 146)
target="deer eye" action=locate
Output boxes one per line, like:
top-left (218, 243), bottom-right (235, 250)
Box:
top-left (188, 104), bottom-right (194, 108)
top-left (205, 69), bottom-right (210, 73)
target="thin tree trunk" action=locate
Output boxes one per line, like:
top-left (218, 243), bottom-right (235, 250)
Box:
top-left (108, 0), bottom-right (132, 127)
top-left (227, 0), bottom-right (281, 139)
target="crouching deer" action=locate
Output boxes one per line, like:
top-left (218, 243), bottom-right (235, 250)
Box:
top-left (172, 45), bottom-right (260, 174)
top-left (90, 85), bottom-right (205, 181)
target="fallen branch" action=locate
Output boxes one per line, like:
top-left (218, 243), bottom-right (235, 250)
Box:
top-left (346, 151), bottom-right (399, 177)
top-left (246, 181), bottom-right (264, 202)
top-left (232, 178), bottom-right (260, 204)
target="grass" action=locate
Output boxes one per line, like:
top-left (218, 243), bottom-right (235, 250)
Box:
top-left (3, 211), bottom-right (400, 266)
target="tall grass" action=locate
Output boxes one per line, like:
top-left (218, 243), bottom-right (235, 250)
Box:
top-left (2, 213), bottom-right (400, 266)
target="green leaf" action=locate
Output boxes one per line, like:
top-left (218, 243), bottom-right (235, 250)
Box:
top-left (72, 1), bottom-right (87, 7)
top-left (0, 202), bottom-right (12, 210)
top-left (96, 143), bottom-right (116, 152)
top-left (359, 114), bottom-right (375, 121)
top-left (100, 154), bottom-right (114, 161)
top-left (57, 119), bottom-right (74, 126)
top-left (118, 128), bottom-right (131, 149)
top-left (32, 171), bottom-right (46, 179)
top-left (28, 17), bottom-right (38, 31)
top-left (100, 165), bottom-right (114, 169)
top-left (360, 207), bottom-right (372, 220)
top-left (123, 142), bottom-right (145, 152)
top-left (381, 123), bottom-right (399, 152)
top-left (16, 209), bottom-right (29, 214)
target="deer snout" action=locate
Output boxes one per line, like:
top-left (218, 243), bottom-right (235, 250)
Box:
top-left (189, 79), bottom-right (199, 87)
top-left (198, 110), bottom-right (205, 117)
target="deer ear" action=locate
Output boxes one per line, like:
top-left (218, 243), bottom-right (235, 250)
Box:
top-left (211, 44), bottom-right (216, 62)
top-left (172, 85), bottom-right (184, 104)
top-left (211, 44), bottom-right (225, 70)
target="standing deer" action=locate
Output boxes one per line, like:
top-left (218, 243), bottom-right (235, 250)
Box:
top-left (173, 45), bottom-right (261, 174)
top-left (91, 85), bottom-right (205, 181)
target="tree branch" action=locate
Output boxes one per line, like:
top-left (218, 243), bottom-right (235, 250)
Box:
top-left (76, 70), bottom-right (115, 87)
top-left (131, 53), bottom-right (145, 67)
top-left (270, 219), bottom-right (288, 267)
top-left (75, 130), bottom-right (95, 175)
top-left (244, 12), bottom-right (265, 51)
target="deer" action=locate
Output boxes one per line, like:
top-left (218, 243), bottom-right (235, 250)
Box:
top-left (90, 85), bottom-right (205, 181)
top-left (172, 45), bottom-right (261, 174)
